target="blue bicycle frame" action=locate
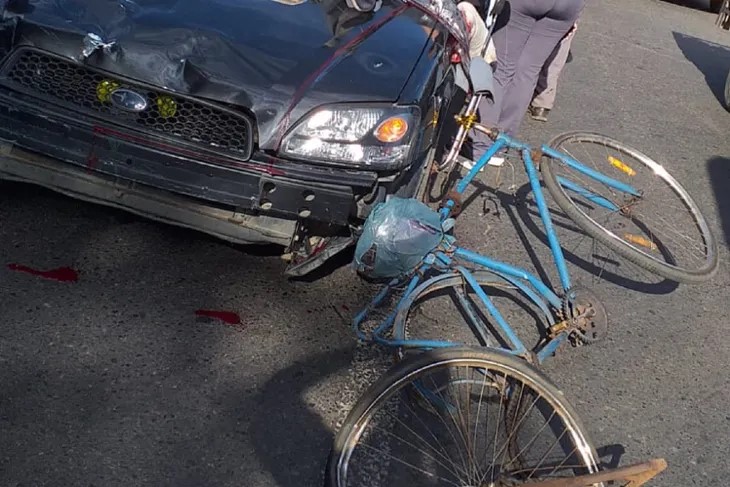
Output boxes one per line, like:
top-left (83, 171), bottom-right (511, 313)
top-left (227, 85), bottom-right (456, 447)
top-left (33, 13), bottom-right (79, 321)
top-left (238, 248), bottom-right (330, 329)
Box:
top-left (353, 129), bottom-right (643, 365)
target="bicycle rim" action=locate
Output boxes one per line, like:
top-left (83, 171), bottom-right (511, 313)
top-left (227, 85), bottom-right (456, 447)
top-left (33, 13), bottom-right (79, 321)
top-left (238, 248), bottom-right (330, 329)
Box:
top-left (392, 270), bottom-right (552, 362)
top-left (327, 347), bottom-right (601, 487)
top-left (542, 131), bottom-right (718, 283)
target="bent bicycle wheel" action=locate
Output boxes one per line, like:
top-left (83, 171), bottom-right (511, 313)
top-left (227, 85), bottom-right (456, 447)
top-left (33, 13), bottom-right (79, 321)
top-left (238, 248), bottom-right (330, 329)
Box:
top-left (542, 132), bottom-right (718, 284)
top-left (325, 347), bottom-right (601, 487)
top-left (391, 270), bottom-right (551, 361)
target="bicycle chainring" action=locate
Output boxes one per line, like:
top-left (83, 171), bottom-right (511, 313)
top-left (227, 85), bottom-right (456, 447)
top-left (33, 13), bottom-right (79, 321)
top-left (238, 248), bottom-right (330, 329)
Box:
top-left (561, 286), bottom-right (609, 346)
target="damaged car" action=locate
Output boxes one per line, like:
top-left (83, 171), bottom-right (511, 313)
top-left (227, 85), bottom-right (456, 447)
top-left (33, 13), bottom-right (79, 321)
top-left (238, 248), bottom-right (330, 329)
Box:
top-left (0, 0), bottom-right (471, 276)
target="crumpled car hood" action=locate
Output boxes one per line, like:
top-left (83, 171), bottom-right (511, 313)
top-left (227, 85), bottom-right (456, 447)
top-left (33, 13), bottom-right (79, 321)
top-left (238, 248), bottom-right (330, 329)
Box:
top-left (0, 0), bottom-right (437, 149)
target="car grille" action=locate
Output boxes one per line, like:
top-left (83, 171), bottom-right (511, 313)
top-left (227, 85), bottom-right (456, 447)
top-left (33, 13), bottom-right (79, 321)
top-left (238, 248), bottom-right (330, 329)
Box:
top-left (0, 48), bottom-right (254, 160)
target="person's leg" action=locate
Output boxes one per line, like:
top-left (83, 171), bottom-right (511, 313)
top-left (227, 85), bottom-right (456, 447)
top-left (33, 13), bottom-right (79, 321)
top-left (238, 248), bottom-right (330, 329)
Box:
top-left (470, 4), bottom-right (536, 163)
top-left (533, 51), bottom-right (551, 104)
top-left (496, 0), bottom-right (584, 137)
top-left (531, 26), bottom-right (576, 114)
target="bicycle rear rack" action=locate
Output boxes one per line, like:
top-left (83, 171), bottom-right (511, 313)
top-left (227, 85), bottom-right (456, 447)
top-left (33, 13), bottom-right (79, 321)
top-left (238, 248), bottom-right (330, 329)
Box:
top-left (523, 458), bottom-right (667, 487)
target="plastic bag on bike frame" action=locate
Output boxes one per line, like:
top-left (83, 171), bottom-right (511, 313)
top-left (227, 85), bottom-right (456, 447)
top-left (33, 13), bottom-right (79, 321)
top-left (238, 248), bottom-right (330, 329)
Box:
top-left (354, 197), bottom-right (449, 279)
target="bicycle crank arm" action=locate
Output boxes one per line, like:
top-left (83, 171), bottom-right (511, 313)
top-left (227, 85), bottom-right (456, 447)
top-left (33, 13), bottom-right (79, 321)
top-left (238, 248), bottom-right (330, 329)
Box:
top-left (520, 458), bottom-right (667, 487)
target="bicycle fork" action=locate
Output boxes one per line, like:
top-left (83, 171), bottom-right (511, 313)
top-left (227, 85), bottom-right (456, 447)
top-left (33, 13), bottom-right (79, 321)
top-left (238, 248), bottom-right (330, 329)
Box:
top-left (438, 93), bottom-right (483, 172)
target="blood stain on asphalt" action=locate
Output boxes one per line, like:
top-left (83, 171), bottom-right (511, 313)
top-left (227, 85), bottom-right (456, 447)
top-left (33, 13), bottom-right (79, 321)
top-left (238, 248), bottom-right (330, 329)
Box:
top-left (194, 309), bottom-right (244, 328)
top-left (7, 264), bottom-right (79, 282)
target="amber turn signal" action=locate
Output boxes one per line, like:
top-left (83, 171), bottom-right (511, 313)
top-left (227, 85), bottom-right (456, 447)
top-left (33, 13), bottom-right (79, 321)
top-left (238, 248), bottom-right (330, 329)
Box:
top-left (374, 116), bottom-right (409, 143)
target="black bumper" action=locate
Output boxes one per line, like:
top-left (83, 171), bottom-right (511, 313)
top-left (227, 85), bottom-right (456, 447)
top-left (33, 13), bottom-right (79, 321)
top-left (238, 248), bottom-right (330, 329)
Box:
top-left (0, 90), bottom-right (379, 230)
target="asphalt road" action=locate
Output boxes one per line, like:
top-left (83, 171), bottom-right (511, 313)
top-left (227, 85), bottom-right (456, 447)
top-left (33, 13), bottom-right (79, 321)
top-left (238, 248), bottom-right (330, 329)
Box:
top-left (1, 1), bottom-right (729, 486)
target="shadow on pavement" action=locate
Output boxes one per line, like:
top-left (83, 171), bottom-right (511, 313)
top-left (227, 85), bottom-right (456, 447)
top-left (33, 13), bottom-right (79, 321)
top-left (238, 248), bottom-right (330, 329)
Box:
top-left (0, 181), bottom-right (374, 486)
top-left (511, 183), bottom-right (678, 295)
top-left (245, 347), bottom-right (355, 487)
top-left (707, 156), bottom-right (730, 244)
top-left (456, 178), bottom-right (679, 295)
top-left (662, 0), bottom-right (716, 11)
top-left (673, 31), bottom-right (730, 108)
top-left (596, 443), bottom-right (627, 469)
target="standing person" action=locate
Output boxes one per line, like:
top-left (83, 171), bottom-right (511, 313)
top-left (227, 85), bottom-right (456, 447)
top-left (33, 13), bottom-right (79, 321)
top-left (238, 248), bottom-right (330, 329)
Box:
top-left (471, 0), bottom-right (586, 166)
top-left (458, 1), bottom-right (497, 63)
top-left (457, 0), bottom-right (508, 65)
top-left (529, 21), bottom-right (578, 122)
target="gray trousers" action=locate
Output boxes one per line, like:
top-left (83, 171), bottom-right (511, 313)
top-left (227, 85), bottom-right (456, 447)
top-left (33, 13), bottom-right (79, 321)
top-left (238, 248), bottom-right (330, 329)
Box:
top-left (532, 24), bottom-right (576, 110)
top-left (473, 0), bottom-right (586, 158)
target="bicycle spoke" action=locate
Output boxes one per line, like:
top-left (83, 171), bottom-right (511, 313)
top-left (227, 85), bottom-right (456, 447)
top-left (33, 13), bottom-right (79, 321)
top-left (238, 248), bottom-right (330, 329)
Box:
top-left (358, 442), bottom-right (463, 486)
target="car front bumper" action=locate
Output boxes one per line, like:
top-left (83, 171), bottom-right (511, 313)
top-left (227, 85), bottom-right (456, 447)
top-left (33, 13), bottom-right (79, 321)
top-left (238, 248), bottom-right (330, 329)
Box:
top-left (0, 91), bottom-right (382, 247)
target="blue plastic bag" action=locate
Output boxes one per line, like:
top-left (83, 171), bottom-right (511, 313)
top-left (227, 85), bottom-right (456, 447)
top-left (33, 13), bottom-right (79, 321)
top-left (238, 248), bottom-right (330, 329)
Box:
top-left (354, 197), bottom-right (446, 279)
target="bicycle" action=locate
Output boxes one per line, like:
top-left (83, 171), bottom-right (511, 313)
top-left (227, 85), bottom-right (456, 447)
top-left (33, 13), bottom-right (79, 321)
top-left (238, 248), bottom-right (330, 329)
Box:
top-left (347, 51), bottom-right (718, 363)
top-left (325, 346), bottom-right (668, 486)
top-left (324, 51), bottom-right (715, 483)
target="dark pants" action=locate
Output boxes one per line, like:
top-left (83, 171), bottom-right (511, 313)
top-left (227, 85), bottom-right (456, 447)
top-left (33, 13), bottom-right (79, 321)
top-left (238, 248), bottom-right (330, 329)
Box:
top-left (473, 0), bottom-right (586, 158)
top-left (532, 24), bottom-right (577, 110)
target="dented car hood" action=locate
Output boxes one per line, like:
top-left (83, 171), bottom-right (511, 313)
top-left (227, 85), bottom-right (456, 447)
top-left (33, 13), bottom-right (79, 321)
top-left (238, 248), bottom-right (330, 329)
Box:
top-left (0, 0), bottom-right (457, 149)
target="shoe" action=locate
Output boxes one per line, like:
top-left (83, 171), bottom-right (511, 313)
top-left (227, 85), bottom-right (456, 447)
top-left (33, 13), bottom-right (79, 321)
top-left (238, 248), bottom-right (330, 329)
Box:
top-left (457, 154), bottom-right (504, 171)
top-left (529, 106), bottom-right (550, 122)
top-left (457, 155), bottom-right (482, 172)
top-left (488, 155), bottom-right (505, 167)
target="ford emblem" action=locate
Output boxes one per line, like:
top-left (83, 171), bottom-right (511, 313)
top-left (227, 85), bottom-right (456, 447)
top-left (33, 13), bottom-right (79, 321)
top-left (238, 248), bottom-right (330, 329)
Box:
top-left (110, 88), bottom-right (148, 113)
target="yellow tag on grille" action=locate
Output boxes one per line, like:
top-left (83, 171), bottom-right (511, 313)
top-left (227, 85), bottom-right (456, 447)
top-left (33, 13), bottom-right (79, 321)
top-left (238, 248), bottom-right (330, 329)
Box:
top-left (156, 96), bottom-right (177, 118)
top-left (608, 156), bottom-right (636, 177)
top-left (96, 80), bottom-right (120, 103)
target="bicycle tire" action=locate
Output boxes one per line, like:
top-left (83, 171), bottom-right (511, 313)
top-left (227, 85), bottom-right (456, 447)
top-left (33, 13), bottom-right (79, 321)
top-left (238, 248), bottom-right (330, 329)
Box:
top-left (391, 271), bottom-right (519, 355)
top-left (325, 346), bottom-right (601, 487)
top-left (414, 147), bottom-right (437, 203)
top-left (542, 131), bottom-right (718, 284)
top-left (391, 270), bottom-right (555, 361)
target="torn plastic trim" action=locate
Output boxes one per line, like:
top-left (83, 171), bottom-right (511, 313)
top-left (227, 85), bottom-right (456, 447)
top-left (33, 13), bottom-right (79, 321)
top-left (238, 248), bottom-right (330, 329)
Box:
top-left (80, 32), bottom-right (116, 61)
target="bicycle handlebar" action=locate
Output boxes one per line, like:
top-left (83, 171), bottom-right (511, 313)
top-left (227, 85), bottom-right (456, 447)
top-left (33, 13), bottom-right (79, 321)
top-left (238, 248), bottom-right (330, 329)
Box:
top-left (451, 111), bottom-right (500, 141)
top-left (471, 122), bottom-right (499, 140)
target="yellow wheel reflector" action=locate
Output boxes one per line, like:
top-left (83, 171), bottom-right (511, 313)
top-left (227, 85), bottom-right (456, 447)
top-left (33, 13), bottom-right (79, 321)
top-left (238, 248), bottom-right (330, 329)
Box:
top-left (624, 234), bottom-right (658, 251)
top-left (608, 156), bottom-right (636, 177)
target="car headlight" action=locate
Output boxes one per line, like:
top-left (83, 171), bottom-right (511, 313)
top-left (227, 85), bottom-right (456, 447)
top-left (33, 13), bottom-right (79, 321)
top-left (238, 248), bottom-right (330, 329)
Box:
top-left (279, 105), bottom-right (420, 169)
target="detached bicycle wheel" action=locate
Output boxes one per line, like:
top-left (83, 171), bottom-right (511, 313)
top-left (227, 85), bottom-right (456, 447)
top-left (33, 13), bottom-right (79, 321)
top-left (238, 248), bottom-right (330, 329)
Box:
top-left (325, 347), bottom-right (601, 487)
top-left (542, 132), bottom-right (718, 284)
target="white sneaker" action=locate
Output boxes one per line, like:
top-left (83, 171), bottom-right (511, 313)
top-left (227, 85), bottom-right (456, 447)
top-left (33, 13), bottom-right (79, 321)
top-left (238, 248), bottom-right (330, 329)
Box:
top-left (456, 155), bottom-right (482, 172)
top-left (488, 155), bottom-right (505, 167)
top-left (457, 155), bottom-right (504, 171)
